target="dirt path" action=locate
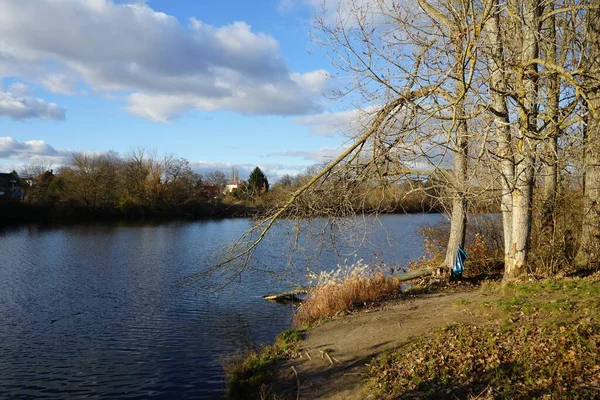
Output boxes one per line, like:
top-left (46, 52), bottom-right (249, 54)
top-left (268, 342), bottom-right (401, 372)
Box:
top-left (276, 290), bottom-right (495, 400)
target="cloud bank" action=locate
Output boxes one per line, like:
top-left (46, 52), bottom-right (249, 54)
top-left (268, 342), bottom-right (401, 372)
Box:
top-left (0, 136), bottom-right (71, 167)
top-left (0, 84), bottom-right (66, 121)
top-left (0, 136), bottom-right (306, 180)
top-left (266, 147), bottom-right (342, 162)
top-left (0, 0), bottom-right (329, 121)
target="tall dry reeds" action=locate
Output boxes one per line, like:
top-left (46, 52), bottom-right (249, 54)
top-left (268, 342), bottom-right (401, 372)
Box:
top-left (295, 261), bottom-right (403, 326)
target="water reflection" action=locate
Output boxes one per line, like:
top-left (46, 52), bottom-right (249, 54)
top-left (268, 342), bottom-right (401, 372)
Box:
top-left (0, 213), bottom-right (443, 398)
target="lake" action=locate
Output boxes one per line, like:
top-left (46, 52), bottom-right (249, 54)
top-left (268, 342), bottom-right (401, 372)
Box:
top-left (0, 213), bottom-right (444, 399)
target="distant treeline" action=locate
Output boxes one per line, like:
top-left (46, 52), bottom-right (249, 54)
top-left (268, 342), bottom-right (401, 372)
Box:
top-left (1, 150), bottom-right (494, 223)
top-left (1, 150), bottom-right (252, 222)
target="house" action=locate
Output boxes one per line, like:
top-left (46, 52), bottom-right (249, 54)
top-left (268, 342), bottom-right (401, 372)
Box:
top-left (0, 172), bottom-right (23, 201)
top-left (225, 167), bottom-right (241, 193)
top-left (225, 183), bottom-right (239, 193)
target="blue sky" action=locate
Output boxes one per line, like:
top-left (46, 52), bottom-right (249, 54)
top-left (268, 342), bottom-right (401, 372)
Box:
top-left (0, 0), bottom-right (354, 180)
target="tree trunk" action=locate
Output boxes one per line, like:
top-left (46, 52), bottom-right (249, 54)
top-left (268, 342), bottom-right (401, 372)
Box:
top-left (507, 163), bottom-right (534, 279)
top-left (503, 0), bottom-right (540, 282)
top-left (418, 0), bottom-right (470, 274)
top-left (540, 3), bottom-right (559, 239)
top-left (575, 4), bottom-right (600, 268)
top-left (444, 198), bottom-right (467, 272)
top-left (484, 0), bottom-right (514, 269)
top-left (444, 108), bottom-right (468, 272)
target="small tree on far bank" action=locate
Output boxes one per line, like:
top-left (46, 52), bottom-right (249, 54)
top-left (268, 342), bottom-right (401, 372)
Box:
top-left (248, 167), bottom-right (269, 197)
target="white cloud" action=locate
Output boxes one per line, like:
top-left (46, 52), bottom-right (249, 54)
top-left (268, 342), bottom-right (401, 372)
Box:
top-left (266, 146), bottom-right (342, 162)
top-left (293, 109), bottom-right (356, 136)
top-left (0, 0), bottom-right (329, 121)
top-left (277, 0), bottom-right (296, 14)
top-left (7, 82), bottom-right (33, 96)
top-left (293, 106), bottom-right (378, 136)
top-left (187, 160), bottom-right (307, 182)
top-left (0, 89), bottom-right (66, 121)
top-left (278, 0), bottom-right (398, 23)
top-left (291, 70), bottom-right (330, 94)
top-left (0, 136), bottom-right (71, 166)
top-left (41, 74), bottom-right (78, 95)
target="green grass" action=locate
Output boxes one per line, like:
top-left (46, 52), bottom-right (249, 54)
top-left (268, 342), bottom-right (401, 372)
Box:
top-left (224, 329), bottom-right (305, 400)
top-left (452, 298), bottom-right (473, 306)
top-left (366, 276), bottom-right (600, 399)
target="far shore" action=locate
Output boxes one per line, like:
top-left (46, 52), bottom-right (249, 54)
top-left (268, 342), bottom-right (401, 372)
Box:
top-left (0, 202), bottom-right (444, 225)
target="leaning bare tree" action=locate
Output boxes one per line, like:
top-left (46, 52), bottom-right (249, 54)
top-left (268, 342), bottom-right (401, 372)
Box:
top-left (206, 0), bottom-right (600, 286)
top-left (202, 0), bottom-right (492, 283)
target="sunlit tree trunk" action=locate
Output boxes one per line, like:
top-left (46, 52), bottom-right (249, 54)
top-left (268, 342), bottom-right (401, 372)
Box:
top-left (540, 2), bottom-right (560, 239)
top-left (576, 4), bottom-right (600, 268)
top-left (444, 95), bottom-right (469, 272)
top-left (484, 0), bottom-right (514, 269)
top-left (415, 0), bottom-right (470, 273)
top-left (504, 0), bottom-right (541, 282)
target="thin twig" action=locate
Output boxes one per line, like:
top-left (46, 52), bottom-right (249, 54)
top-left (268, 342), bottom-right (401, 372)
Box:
top-left (290, 366), bottom-right (300, 400)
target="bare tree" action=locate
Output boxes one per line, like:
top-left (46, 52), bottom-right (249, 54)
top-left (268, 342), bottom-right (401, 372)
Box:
top-left (207, 0), bottom-right (600, 285)
top-left (576, 1), bottom-right (600, 268)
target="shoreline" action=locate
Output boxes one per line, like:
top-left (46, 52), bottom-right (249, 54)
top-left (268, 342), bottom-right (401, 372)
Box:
top-left (0, 202), bottom-right (444, 225)
top-left (228, 273), bottom-right (600, 399)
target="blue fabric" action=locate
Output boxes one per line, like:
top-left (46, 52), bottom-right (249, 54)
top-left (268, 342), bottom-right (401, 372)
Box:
top-left (453, 246), bottom-right (468, 276)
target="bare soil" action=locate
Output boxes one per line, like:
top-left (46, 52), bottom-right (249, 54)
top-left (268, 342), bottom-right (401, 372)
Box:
top-left (274, 289), bottom-right (498, 400)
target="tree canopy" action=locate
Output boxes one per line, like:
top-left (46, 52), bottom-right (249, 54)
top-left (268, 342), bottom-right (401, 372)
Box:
top-left (248, 167), bottom-right (269, 196)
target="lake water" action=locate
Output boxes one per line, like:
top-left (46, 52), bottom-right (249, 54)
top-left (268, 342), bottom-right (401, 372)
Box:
top-left (0, 213), bottom-right (444, 399)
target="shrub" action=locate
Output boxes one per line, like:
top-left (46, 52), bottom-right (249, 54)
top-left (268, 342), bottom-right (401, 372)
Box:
top-left (416, 216), bottom-right (504, 276)
top-left (295, 260), bottom-right (404, 326)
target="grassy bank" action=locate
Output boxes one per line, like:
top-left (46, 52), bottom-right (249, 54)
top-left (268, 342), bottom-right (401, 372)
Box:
top-left (226, 266), bottom-right (599, 399)
top-left (366, 275), bottom-right (600, 399)
top-left (224, 263), bottom-right (413, 399)
top-left (224, 329), bottom-right (305, 400)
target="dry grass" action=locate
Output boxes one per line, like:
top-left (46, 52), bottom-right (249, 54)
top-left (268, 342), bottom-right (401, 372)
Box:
top-left (295, 261), bottom-right (404, 326)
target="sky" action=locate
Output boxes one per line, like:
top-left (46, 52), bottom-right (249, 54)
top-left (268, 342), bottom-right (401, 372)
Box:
top-left (0, 0), bottom-right (357, 180)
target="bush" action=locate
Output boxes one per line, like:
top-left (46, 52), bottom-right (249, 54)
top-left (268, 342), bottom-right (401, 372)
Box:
top-left (295, 260), bottom-right (404, 326)
top-left (528, 187), bottom-right (583, 276)
top-left (416, 216), bottom-right (504, 276)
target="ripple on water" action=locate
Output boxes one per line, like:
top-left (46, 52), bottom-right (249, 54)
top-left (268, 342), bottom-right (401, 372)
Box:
top-left (0, 215), bottom-right (442, 398)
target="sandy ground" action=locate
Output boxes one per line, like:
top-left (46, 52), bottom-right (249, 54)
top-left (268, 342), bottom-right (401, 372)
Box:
top-left (274, 290), bottom-right (496, 400)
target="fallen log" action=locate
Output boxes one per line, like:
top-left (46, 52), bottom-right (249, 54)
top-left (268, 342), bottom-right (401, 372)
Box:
top-left (390, 266), bottom-right (435, 282)
top-left (263, 267), bottom-right (436, 302)
top-left (263, 288), bottom-right (308, 303)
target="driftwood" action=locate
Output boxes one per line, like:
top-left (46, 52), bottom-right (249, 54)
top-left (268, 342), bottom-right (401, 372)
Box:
top-left (262, 288), bottom-right (308, 303)
top-left (389, 266), bottom-right (435, 282)
top-left (263, 267), bottom-right (436, 302)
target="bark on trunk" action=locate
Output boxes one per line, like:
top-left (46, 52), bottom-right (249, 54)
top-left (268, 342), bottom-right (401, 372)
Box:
top-left (575, 5), bottom-right (600, 268)
top-left (507, 162), bottom-right (534, 279)
top-left (540, 3), bottom-right (559, 239)
top-left (419, 0), bottom-right (470, 273)
top-left (484, 0), bottom-right (514, 269)
top-left (444, 94), bottom-right (469, 271)
top-left (503, 0), bottom-right (540, 282)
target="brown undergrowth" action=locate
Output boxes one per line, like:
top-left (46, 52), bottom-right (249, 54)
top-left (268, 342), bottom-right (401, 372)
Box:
top-left (294, 260), bottom-right (405, 326)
